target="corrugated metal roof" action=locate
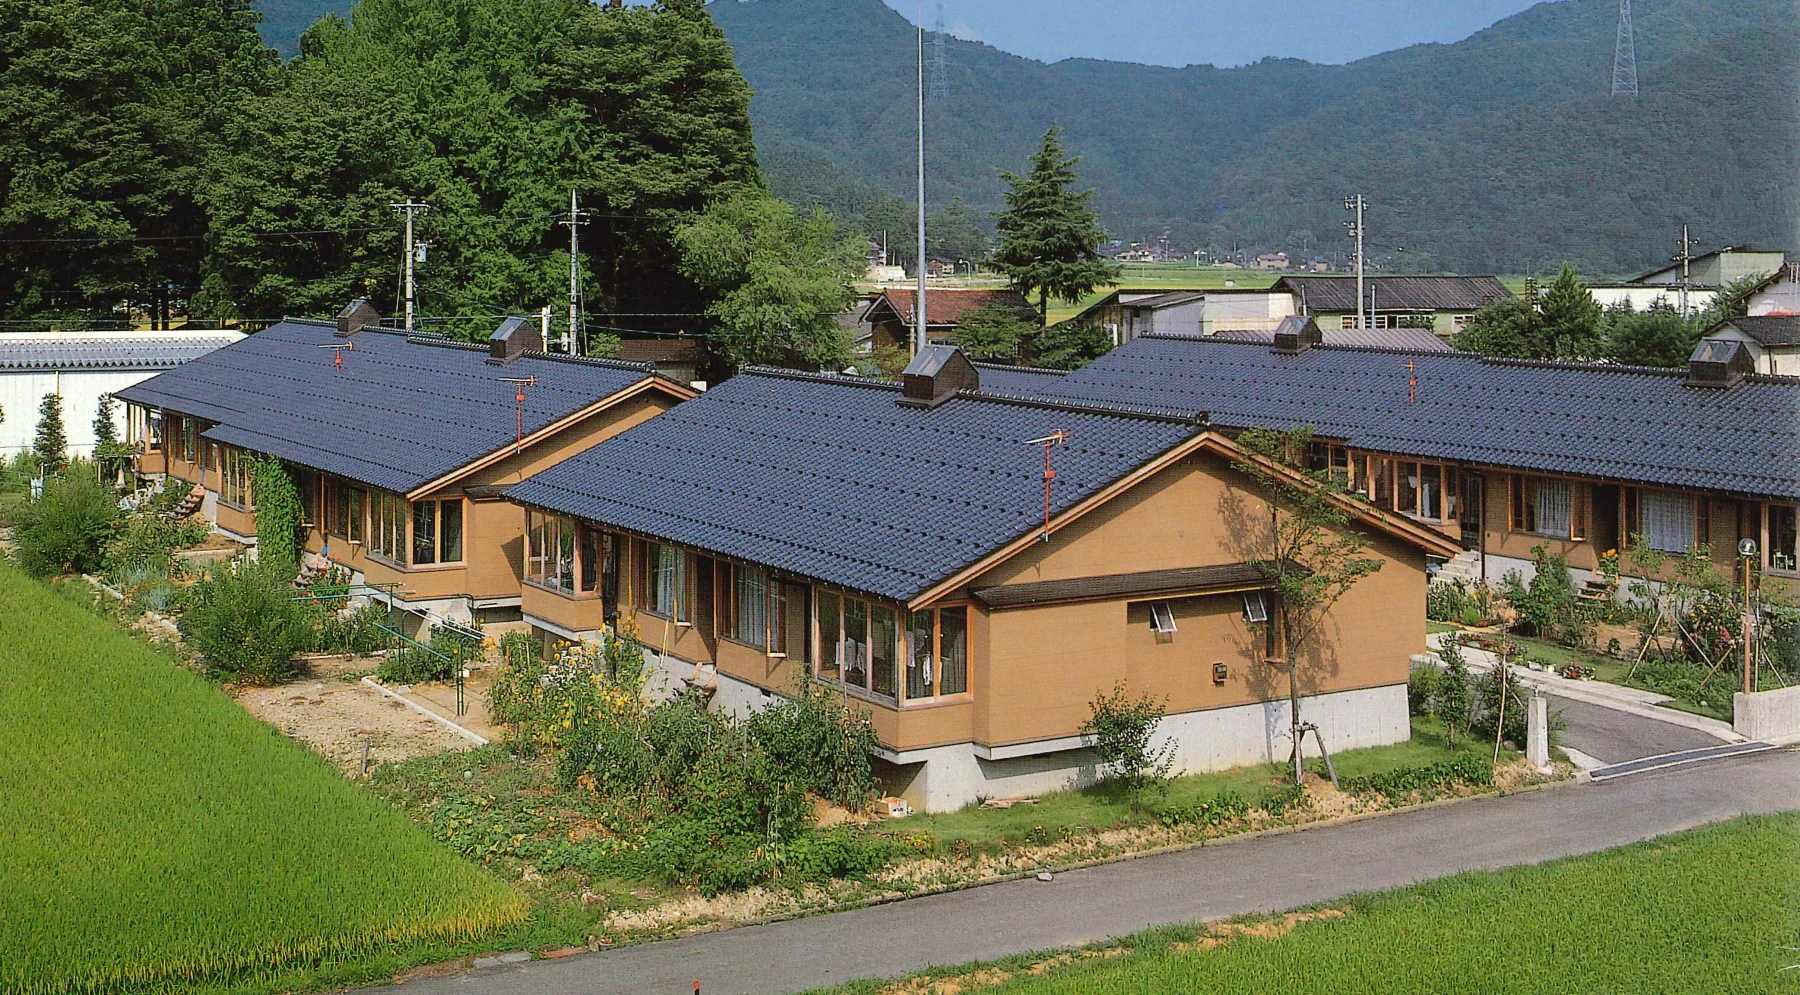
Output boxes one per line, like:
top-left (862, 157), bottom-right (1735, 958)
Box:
top-left (0, 336), bottom-right (238, 371)
top-left (504, 369), bottom-right (1201, 603)
top-left (1028, 336), bottom-right (1800, 500)
top-left (1274, 275), bottom-right (1512, 312)
top-left (116, 320), bottom-right (671, 494)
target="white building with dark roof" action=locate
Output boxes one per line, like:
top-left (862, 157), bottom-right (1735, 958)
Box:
top-left (0, 329), bottom-right (243, 460)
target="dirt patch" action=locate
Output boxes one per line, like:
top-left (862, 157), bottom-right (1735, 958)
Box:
top-left (877, 907), bottom-right (1349, 995)
top-left (234, 678), bottom-right (472, 773)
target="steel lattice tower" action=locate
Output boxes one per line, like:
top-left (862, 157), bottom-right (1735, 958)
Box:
top-left (1612, 0), bottom-right (1638, 96)
top-left (930, 4), bottom-right (949, 102)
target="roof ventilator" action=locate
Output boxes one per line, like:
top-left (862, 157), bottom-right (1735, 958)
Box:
top-left (899, 344), bottom-right (980, 408)
top-left (1686, 338), bottom-right (1754, 388)
top-left (335, 298), bottom-right (381, 337)
top-left (487, 315), bottom-right (542, 366)
top-left (1270, 315), bottom-right (1323, 355)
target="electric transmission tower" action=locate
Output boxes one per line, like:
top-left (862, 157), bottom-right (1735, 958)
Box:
top-left (929, 4), bottom-right (949, 103)
top-left (1612, 0), bottom-right (1638, 96)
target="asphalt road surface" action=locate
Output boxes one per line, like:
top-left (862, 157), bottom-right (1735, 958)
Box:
top-left (360, 748), bottom-right (1800, 995)
top-left (1547, 693), bottom-right (1724, 765)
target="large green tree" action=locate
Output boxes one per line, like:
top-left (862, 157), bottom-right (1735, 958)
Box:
top-left (197, 0), bottom-right (762, 337)
top-left (1452, 296), bottom-right (1546, 359)
top-left (1538, 263), bottom-right (1603, 358)
top-left (990, 126), bottom-right (1118, 324)
top-left (1603, 301), bottom-right (1698, 368)
top-left (675, 188), bottom-right (864, 368)
top-left (928, 197), bottom-right (989, 269)
top-left (0, 0), bottom-right (272, 326)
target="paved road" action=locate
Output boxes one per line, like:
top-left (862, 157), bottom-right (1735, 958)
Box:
top-left (367, 748), bottom-right (1800, 995)
top-left (1548, 693), bottom-right (1724, 766)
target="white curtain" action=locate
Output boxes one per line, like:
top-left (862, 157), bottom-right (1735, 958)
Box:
top-left (1641, 491), bottom-right (1695, 553)
top-left (1534, 479), bottom-right (1571, 537)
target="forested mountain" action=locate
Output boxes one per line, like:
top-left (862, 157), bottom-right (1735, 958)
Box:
top-left (710, 0), bottom-right (1799, 276)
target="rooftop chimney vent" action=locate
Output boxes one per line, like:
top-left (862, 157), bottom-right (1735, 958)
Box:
top-left (1271, 315), bottom-right (1324, 355)
top-left (335, 298), bottom-right (381, 337)
top-left (900, 345), bottom-right (979, 408)
top-left (1687, 338), bottom-right (1754, 388)
top-left (487, 316), bottom-right (542, 366)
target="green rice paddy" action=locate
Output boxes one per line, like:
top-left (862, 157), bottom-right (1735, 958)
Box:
top-left (815, 813), bottom-right (1800, 994)
top-left (0, 564), bottom-right (525, 994)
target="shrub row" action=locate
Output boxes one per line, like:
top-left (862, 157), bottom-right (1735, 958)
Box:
top-left (1342, 753), bottom-right (1493, 798)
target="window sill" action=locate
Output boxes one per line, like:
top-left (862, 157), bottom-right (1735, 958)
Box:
top-left (638, 607), bottom-right (689, 623)
top-left (898, 692), bottom-right (973, 710)
top-left (218, 499), bottom-right (250, 513)
top-left (408, 560), bottom-right (466, 573)
top-left (366, 552), bottom-right (407, 571)
top-left (527, 578), bottom-right (596, 600)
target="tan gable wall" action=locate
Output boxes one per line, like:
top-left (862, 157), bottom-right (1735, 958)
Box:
top-left (964, 449), bottom-right (1427, 749)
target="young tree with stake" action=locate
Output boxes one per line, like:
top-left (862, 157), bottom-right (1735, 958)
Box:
top-left (1232, 426), bottom-right (1384, 785)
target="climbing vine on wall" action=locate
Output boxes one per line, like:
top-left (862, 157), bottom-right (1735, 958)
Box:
top-left (246, 455), bottom-right (303, 572)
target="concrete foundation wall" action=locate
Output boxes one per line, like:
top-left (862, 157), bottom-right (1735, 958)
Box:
top-left (890, 683), bottom-right (1408, 814)
top-left (1735, 685), bottom-right (1800, 744)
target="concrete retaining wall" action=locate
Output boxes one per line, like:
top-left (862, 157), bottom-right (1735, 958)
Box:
top-left (1735, 685), bottom-right (1800, 744)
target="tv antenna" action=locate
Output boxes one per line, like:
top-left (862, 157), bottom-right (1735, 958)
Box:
top-left (318, 341), bottom-right (354, 371)
top-left (1026, 430), bottom-right (1069, 542)
top-left (499, 376), bottom-right (538, 454)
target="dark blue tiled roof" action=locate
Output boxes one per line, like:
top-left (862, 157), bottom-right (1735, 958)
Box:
top-left (116, 320), bottom-right (669, 494)
top-left (506, 370), bottom-right (1201, 603)
top-left (1030, 336), bottom-right (1800, 500)
top-left (971, 362), bottom-right (1076, 396)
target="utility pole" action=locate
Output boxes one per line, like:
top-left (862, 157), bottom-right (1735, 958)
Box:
top-left (561, 189), bottom-right (589, 356)
top-left (915, 0), bottom-right (928, 356)
top-left (1344, 194), bottom-right (1367, 329)
top-left (391, 199), bottom-right (428, 332)
top-left (1674, 224), bottom-right (1694, 319)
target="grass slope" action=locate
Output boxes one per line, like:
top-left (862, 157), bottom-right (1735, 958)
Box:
top-left (816, 813), bottom-right (1800, 994)
top-left (0, 565), bottom-right (524, 994)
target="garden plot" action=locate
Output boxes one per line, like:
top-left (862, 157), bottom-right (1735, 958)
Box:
top-left (235, 673), bottom-right (476, 774)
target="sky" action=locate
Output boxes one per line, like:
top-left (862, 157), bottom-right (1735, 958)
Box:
top-left (879, 0), bottom-right (1546, 68)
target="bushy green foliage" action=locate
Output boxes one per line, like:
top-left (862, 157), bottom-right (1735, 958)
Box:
top-left (0, 562), bottom-right (525, 995)
top-left (1082, 682), bottom-right (1175, 801)
top-left (102, 513), bottom-right (208, 580)
top-left (312, 601), bottom-right (391, 655)
top-left (11, 470), bottom-right (118, 577)
top-left (1257, 782), bottom-right (1306, 818)
top-left (483, 628), bottom-right (887, 895)
top-left (376, 626), bottom-right (478, 684)
top-left (1626, 656), bottom-right (1738, 711)
top-left (1433, 640), bottom-right (1474, 746)
top-left (952, 300), bottom-right (1037, 362)
top-left (745, 676), bottom-right (883, 810)
top-left (1407, 661), bottom-right (1441, 716)
top-left (177, 560), bottom-right (318, 683)
top-left (1500, 545), bottom-right (1593, 646)
top-left (1342, 753), bottom-right (1493, 798)
top-left (246, 456), bottom-right (304, 572)
top-left (675, 187), bottom-right (866, 368)
top-left (1157, 790), bottom-right (1250, 829)
top-left (1033, 319), bottom-right (1114, 370)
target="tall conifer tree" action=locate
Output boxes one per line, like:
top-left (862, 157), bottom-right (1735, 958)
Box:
top-left (991, 126), bottom-right (1119, 325)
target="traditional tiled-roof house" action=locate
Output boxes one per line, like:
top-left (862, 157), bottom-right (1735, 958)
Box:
top-left (1272, 275), bottom-right (1512, 336)
top-left (503, 346), bottom-right (1457, 812)
top-left (116, 303), bottom-right (695, 626)
top-left (862, 288), bottom-right (1037, 353)
top-left (1007, 334), bottom-right (1800, 590)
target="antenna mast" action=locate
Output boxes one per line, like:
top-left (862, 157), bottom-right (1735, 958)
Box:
top-left (562, 189), bottom-right (589, 356)
top-left (915, 0), bottom-right (928, 356)
top-left (390, 199), bottom-right (428, 332)
top-left (1612, 0), bottom-right (1638, 96)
